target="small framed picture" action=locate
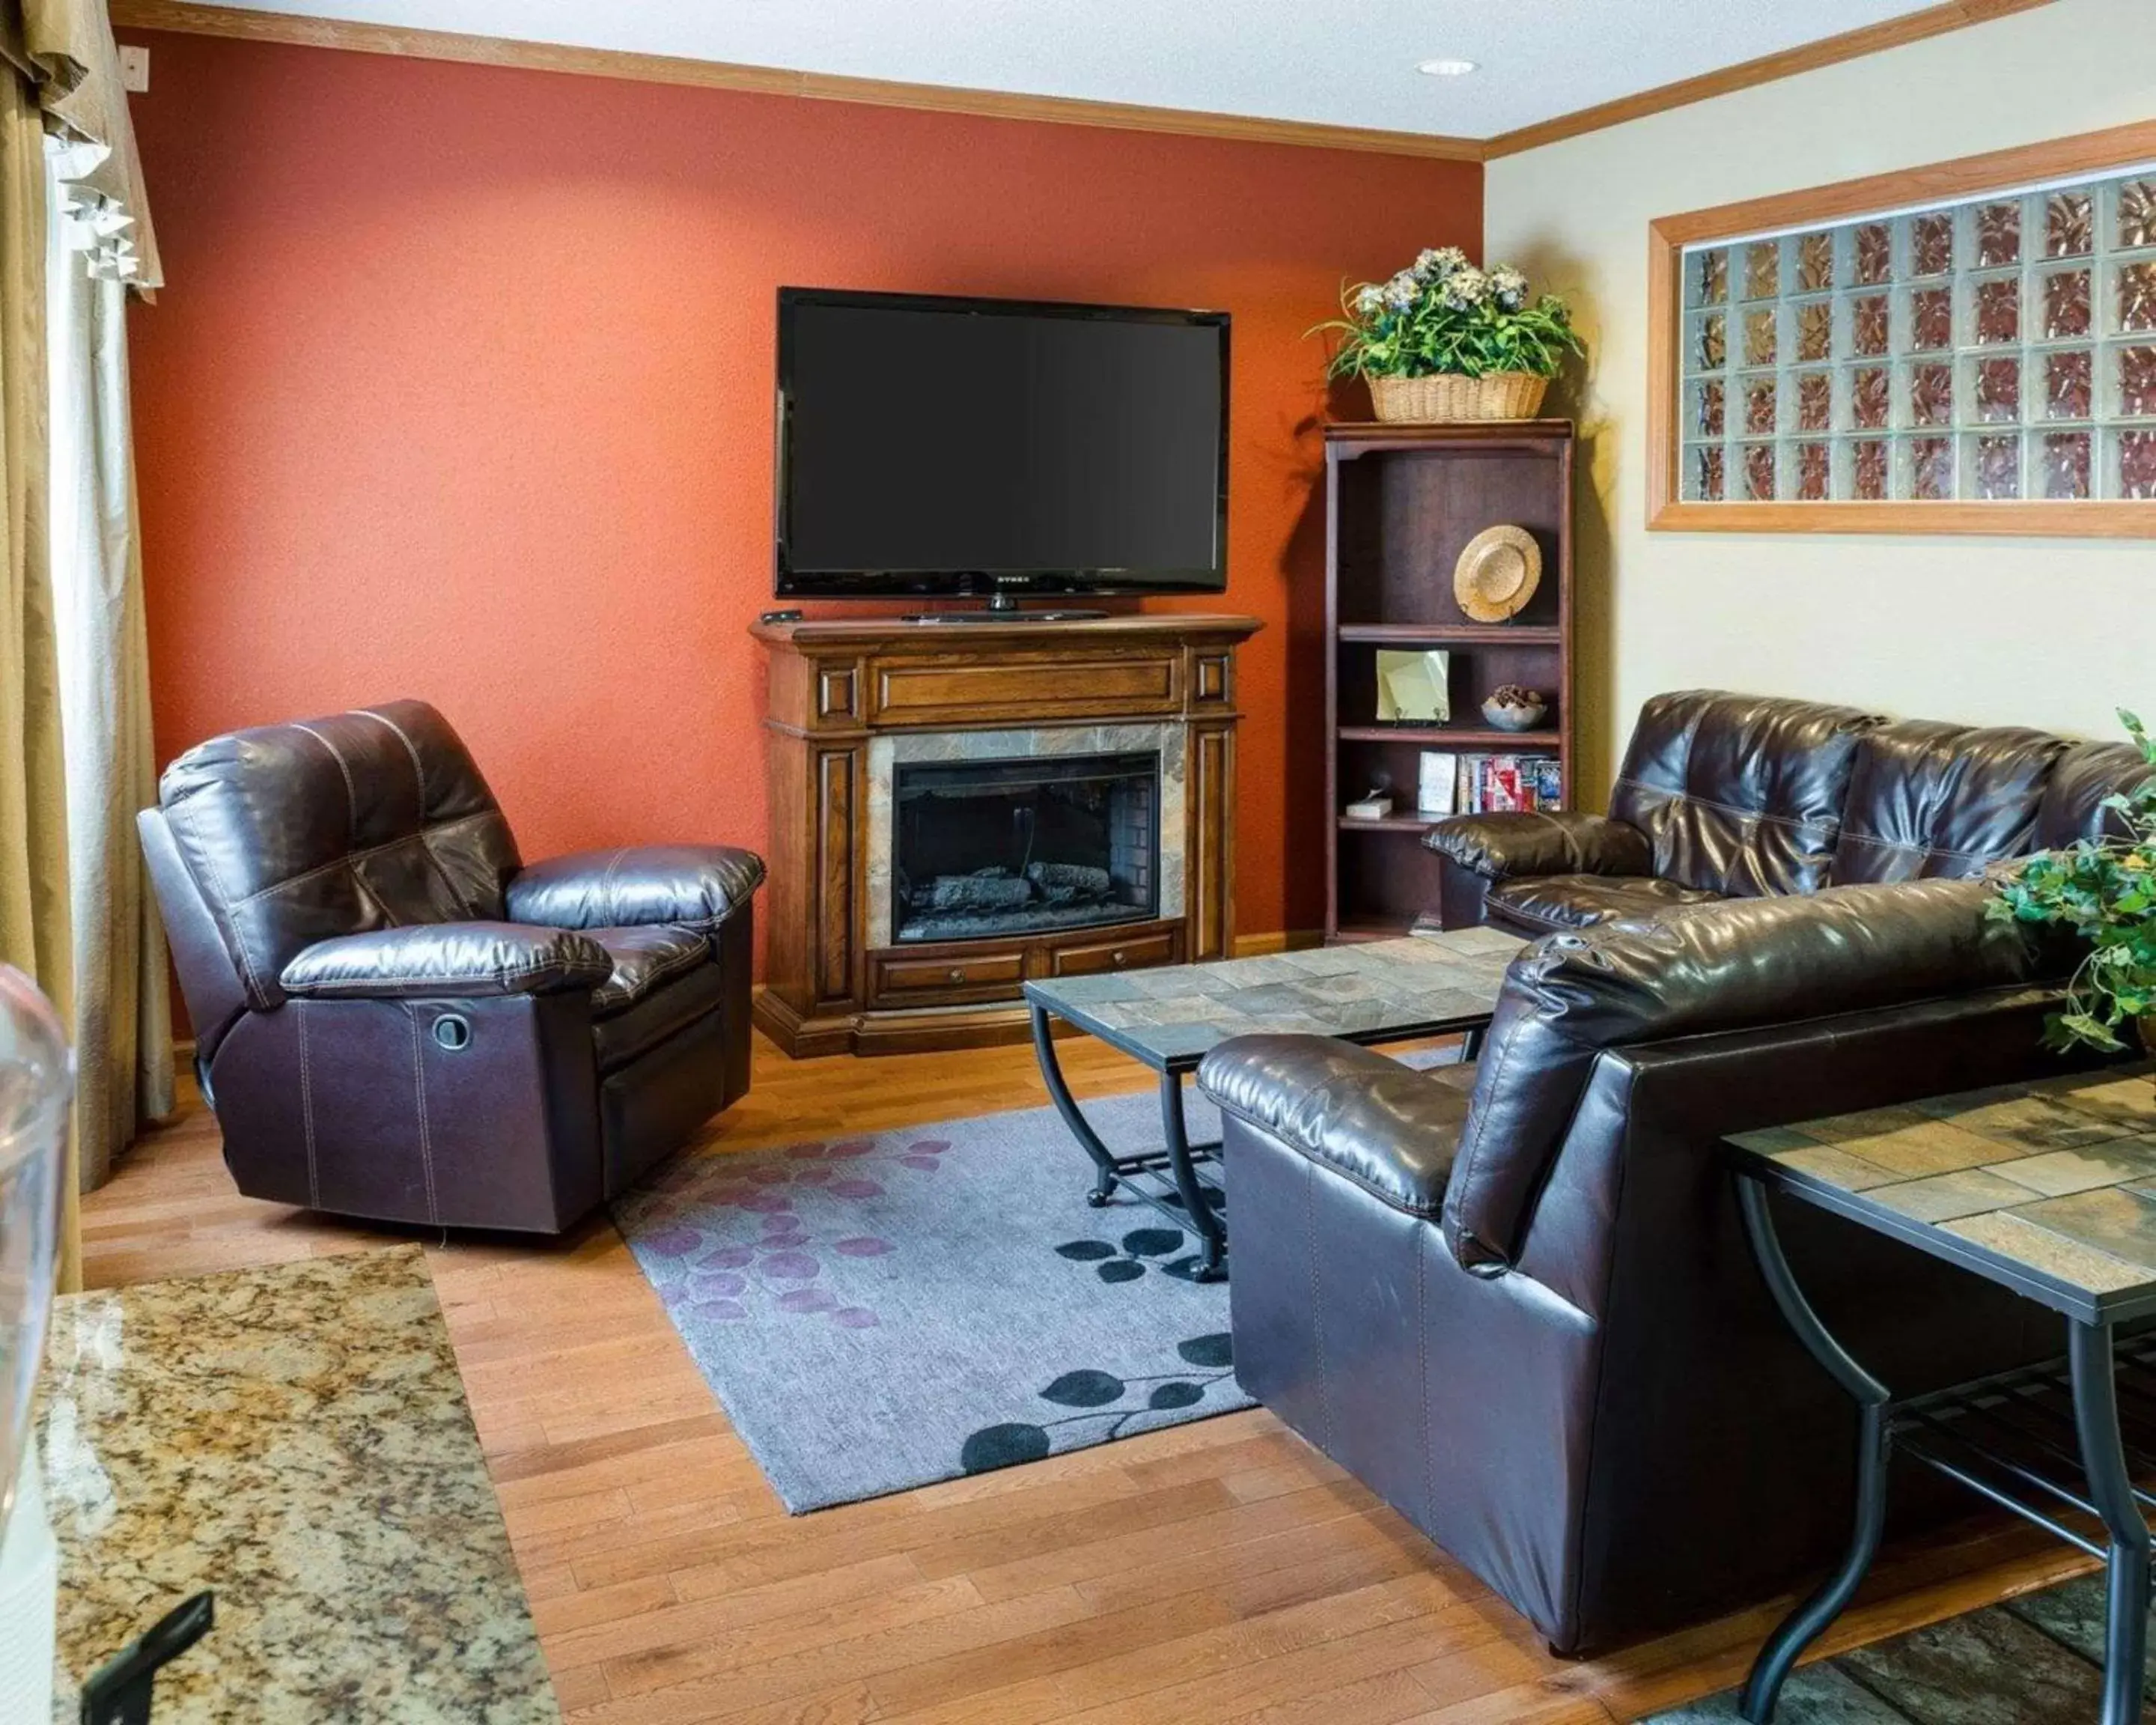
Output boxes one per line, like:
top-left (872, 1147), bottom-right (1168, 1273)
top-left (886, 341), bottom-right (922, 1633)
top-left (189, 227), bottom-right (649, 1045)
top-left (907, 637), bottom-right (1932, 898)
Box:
top-left (1374, 650), bottom-right (1451, 724)
top-left (1417, 751), bottom-right (1458, 815)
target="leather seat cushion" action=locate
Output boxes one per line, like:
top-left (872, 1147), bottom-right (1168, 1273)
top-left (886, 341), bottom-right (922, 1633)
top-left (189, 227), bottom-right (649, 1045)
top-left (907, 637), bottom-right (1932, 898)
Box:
top-left (592, 959), bottom-right (731, 1072)
top-left (587, 925), bottom-right (711, 1017)
top-left (1487, 874), bottom-right (1726, 935)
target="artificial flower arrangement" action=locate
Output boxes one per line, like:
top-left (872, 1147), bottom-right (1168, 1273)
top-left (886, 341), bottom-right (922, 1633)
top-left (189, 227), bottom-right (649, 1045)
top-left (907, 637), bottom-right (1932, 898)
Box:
top-left (1312, 247), bottom-right (1583, 422)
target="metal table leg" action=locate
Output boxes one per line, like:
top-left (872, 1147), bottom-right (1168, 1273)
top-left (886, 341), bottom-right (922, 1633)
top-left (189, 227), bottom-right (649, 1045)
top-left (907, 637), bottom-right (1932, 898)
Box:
top-left (1031, 1004), bottom-right (1228, 1277)
top-left (1735, 1177), bottom-right (1893, 1724)
top-left (2069, 1318), bottom-right (2152, 1725)
top-left (1160, 1071), bottom-right (1225, 1282)
top-left (1032, 1004), bottom-right (1121, 1208)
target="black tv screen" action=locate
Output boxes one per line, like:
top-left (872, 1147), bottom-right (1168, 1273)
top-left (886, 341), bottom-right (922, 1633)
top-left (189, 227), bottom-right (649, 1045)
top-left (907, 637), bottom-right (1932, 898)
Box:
top-left (776, 289), bottom-right (1228, 598)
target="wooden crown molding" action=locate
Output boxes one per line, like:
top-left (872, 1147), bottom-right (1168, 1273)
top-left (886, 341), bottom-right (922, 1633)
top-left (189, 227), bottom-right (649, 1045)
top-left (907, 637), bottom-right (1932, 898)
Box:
top-left (110, 0), bottom-right (2056, 165)
top-left (1482, 0), bottom-right (2058, 159)
top-left (1649, 114), bottom-right (2156, 249)
top-left (104, 0), bottom-right (1483, 161)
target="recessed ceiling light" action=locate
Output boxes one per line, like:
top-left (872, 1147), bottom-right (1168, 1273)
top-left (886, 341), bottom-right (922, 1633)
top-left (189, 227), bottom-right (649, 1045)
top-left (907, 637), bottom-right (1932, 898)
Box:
top-left (1416, 57), bottom-right (1479, 76)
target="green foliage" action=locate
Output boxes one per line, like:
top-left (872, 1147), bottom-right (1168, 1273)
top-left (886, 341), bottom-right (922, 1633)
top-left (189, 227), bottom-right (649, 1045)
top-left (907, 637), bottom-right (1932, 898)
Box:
top-left (1307, 249), bottom-right (1585, 382)
top-left (1988, 708), bottom-right (2156, 1053)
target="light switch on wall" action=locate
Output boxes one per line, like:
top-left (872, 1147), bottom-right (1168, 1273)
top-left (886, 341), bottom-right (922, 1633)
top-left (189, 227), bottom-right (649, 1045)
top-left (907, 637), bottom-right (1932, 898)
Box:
top-left (119, 46), bottom-right (149, 93)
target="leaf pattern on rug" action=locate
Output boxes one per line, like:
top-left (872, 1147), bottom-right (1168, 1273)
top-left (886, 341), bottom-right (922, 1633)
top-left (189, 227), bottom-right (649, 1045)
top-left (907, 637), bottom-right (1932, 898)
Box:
top-left (629, 1133), bottom-right (957, 1329)
top-left (959, 1332), bottom-right (1237, 1476)
top-left (1054, 1226), bottom-right (1208, 1284)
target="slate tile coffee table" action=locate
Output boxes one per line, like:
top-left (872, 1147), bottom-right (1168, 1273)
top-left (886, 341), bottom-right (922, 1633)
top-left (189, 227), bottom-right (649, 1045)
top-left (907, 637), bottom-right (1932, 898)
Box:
top-left (1025, 928), bottom-right (1523, 1281)
top-left (1726, 1063), bottom-right (2156, 1725)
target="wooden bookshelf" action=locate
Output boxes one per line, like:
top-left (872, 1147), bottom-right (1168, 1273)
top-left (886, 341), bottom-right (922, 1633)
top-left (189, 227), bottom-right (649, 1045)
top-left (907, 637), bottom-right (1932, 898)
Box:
top-left (1322, 420), bottom-right (1575, 940)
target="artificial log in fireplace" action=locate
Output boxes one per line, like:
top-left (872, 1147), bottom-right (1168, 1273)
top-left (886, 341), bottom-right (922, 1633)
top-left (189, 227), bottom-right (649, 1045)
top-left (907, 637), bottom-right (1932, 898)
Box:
top-left (752, 614), bottom-right (1261, 1057)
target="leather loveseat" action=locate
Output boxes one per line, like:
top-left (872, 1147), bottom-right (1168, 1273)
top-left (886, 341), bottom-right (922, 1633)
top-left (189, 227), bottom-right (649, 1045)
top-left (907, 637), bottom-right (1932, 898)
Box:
top-left (139, 700), bottom-right (764, 1234)
top-left (1196, 691), bottom-right (2149, 1655)
top-left (1428, 687), bottom-right (2145, 935)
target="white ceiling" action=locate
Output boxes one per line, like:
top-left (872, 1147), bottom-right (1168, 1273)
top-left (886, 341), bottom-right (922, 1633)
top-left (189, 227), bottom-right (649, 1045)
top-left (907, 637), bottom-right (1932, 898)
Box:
top-left (166, 0), bottom-right (1965, 139)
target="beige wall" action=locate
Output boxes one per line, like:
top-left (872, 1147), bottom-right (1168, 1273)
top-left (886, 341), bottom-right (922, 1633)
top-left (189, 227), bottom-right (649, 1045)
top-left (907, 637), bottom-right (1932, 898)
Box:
top-left (1485, 0), bottom-right (2156, 800)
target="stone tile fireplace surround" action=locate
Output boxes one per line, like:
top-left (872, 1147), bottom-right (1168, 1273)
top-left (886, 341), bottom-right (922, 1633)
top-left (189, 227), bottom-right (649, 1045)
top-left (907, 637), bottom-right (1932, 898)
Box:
top-left (752, 615), bottom-right (1260, 1057)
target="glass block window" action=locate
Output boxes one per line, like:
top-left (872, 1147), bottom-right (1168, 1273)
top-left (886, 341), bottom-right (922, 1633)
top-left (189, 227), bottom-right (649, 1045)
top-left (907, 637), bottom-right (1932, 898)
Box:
top-left (1677, 165), bottom-right (2156, 503)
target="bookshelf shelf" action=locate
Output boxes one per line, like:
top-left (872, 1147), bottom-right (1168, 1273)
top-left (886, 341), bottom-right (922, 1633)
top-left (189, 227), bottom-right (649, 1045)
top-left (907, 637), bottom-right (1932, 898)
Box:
top-left (1336, 624), bottom-right (1562, 646)
top-left (1324, 422), bottom-right (1575, 940)
top-left (1337, 726), bottom-right (1560, 748)
top-left (1337, 814), bottom-right (1441, 833)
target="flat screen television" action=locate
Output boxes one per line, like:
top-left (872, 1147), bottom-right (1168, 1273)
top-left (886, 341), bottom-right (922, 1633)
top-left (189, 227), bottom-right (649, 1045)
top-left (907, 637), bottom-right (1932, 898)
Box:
top-left (775, 288), bottom-right (1229, 603)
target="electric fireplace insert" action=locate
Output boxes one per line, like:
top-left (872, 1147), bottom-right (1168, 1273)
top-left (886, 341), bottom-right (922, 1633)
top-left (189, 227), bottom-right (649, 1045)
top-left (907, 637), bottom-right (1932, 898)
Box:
top-left (891, 751), bottom-right (1160, 943)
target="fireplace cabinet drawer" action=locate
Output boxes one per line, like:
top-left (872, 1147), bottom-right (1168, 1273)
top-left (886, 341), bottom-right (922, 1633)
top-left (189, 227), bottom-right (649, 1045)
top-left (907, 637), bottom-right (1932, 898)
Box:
top-left (868, 948), bottom-right (1028, 1008)
top-left (1045, 928), bottom-right (1181, 979)
top-left (868, 651), bottom-right (1181, 727)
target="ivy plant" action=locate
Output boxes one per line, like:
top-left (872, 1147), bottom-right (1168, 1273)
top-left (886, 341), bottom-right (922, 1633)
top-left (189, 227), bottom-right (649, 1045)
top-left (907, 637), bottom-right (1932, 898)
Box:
top-left (1989, 708), bottom-right (2156, 1053)
top-left (1309, 247), bottom-right (1584, 381)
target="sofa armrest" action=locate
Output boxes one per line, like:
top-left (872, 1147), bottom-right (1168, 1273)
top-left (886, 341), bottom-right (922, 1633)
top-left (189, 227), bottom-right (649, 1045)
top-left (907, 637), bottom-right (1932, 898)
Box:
top-left (1196, 1035), bottom-right (1476, 1218)
top-left (1425, 812), bottom-right (1652, 883)
top-left (279, 922), bottom-right (612, 1000)
top-left (506, 845), bottom-right (766, 931)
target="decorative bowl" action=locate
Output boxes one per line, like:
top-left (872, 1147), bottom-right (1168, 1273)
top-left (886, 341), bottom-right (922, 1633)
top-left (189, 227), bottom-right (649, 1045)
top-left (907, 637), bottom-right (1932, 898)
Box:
top-left (1482, 693), bottom-right (1547, 732)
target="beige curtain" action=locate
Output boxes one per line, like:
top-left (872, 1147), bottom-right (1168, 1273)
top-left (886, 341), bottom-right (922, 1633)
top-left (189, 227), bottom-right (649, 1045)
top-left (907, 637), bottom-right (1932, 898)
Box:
top-left (0, 0), bottom-right (163, 1291)
top-left (49, 133), bottom-right (170, 1198)
top-left (19, 0), bottom-right (159, 290)
top-left (0, 22), bottom-right (76, 1284)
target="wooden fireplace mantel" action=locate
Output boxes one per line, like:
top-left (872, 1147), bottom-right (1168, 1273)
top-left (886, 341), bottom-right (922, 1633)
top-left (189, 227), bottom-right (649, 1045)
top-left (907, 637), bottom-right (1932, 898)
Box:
top-left (752, 612), bottom-right (1262, 1057)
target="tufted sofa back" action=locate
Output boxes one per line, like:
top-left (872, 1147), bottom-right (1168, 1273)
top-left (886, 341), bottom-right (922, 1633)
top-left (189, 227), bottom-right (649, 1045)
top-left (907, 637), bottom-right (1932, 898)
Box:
top-left (1827, 719), bottom-right (2069, 885)
top-left (156, 701), bottom-right (522, 1008)
top-left (2032, 738), bottom-right (2152, 851)
top-left (1607, 690), bottom-right (1884, 898)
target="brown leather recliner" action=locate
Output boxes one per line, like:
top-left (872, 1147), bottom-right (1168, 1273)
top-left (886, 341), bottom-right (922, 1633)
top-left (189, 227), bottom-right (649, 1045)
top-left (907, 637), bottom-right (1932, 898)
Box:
top-left (138, 700), bottom-right (765, 1235)
top-left (1197, 692), bottom-right (2154, 1655)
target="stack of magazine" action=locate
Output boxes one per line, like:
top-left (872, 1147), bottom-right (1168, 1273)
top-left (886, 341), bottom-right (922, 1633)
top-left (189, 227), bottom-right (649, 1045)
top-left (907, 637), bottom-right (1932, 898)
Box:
top-left (1417, 750), bottom-right (1562, 816)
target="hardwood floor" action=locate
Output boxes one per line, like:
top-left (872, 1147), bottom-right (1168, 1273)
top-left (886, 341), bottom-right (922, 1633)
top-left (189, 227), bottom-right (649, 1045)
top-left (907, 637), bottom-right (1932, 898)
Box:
top-left (81, 1031), bottom-right (2095, 1724)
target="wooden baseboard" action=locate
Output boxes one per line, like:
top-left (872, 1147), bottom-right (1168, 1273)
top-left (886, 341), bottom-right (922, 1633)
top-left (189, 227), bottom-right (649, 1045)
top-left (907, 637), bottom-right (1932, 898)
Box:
top-left (1230, 930), bottom-right (1324, 958)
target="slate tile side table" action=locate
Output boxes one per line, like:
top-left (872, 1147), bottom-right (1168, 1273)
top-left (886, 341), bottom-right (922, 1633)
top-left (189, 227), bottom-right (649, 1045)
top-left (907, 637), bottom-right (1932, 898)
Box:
top-left (1725, 1064), bottom-right (2156, 1725)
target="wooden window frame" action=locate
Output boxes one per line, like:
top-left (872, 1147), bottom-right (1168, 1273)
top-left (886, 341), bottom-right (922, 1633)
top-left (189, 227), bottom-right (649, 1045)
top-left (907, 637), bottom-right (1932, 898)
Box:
top-left (1648, 116), bottom-right (2156, 536)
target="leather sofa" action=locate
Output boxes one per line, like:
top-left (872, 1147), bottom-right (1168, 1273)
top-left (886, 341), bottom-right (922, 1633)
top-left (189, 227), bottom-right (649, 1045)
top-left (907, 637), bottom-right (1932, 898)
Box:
top-left (139, 700), bottom-right (764, 1234)
top-left (1427, 688), bottom-right (2146, 936)
top-left (1196, 692), bottom-right (2151, 1655)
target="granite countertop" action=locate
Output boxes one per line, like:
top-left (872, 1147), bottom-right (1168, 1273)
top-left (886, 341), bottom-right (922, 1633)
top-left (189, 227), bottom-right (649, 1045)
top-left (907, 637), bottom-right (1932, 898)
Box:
top-left (40, 1245), bottom-right (557, 1722)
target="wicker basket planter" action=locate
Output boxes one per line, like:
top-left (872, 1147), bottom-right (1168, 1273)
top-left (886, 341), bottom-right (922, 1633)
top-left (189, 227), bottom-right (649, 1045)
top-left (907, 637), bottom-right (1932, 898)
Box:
top-left (1367, 371), bottom-right (1549, 424)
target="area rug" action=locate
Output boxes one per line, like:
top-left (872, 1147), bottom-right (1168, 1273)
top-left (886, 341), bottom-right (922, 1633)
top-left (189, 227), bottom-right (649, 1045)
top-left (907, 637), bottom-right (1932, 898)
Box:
top-left (1648, 1570), bottom-right (2146, 1722)
top-left (614, 1049), bottom-right (1448, 1513)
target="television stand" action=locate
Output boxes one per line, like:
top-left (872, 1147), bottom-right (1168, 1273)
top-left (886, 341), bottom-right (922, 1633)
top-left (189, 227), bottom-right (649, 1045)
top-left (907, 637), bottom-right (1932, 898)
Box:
top-left (901, 595), bottom-right (1109, 624)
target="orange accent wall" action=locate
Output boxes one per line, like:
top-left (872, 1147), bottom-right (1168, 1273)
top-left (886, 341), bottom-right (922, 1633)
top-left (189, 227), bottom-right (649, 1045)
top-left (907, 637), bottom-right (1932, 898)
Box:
top-left (124, 32), bottom-right (1480, 957)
